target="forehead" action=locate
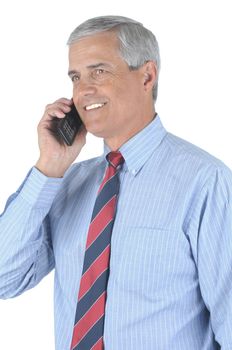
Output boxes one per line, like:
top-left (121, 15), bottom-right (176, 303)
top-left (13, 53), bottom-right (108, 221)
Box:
top-left (68, 31), bottom-right (123, 68)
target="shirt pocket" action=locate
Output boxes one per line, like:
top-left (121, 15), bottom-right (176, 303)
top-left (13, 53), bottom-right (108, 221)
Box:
top-left (110, 226), bottom-right (195, 299)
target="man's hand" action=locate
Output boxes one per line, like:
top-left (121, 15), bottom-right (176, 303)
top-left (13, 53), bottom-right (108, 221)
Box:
top-left (35, 98), bottom-right (87, 178)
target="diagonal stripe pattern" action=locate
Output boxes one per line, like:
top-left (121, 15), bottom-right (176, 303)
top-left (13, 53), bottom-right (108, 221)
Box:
top-left (70, 151), bottom-right (124, 350)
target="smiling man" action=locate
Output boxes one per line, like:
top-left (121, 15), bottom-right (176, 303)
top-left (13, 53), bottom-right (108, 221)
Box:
top-left (67, 31), bottom-right (156, 150)
top-left (1, 15), bottom-right (232, 350)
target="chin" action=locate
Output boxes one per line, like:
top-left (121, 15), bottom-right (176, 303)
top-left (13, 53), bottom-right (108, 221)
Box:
top-left (86, 125), bottom-right (106, 138)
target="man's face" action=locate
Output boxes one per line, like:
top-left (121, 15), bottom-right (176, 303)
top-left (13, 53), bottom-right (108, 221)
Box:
top-left (68, 31), bottom-right (154, 149)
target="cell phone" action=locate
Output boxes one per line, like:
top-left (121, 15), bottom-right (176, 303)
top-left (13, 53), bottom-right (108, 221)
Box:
top-left (50, 103), bottom-right (83, 146)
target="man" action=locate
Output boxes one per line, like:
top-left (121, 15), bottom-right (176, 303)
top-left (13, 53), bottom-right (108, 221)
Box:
top-left (0, 15), bottom-right (232, 350)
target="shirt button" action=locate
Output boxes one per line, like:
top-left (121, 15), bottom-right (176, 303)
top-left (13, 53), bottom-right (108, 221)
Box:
top-left (132, 169), bottom-right (136, 175)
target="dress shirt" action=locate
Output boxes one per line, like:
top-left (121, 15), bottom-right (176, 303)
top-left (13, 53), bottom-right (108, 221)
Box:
top-left (1, 115), bottom-right (232, 349)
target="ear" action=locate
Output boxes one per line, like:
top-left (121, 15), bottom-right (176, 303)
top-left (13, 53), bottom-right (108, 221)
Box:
top-left (142, 61), bottom-right (157, 92)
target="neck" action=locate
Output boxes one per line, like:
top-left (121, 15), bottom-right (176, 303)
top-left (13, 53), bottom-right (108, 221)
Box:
top-left (105, 110), bottom-right (156, 151)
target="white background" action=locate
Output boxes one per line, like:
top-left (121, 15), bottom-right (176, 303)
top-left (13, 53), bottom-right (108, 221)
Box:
top-left (0, 0), bottom-right (231, 348)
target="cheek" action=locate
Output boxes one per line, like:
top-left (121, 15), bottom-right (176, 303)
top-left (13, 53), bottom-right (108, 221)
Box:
top-left (116, 86), bottom-right (141, 110)
top-left (72, 87), bottom-right (80, 105)
top-left (118, 75), bottom-right (142, 98)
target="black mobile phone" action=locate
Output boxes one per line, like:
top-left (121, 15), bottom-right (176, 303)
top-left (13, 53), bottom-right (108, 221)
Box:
top-left (50, 104), bottom-right (83, 146)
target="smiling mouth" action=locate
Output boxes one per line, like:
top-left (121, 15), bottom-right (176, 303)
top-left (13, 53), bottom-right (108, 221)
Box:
top-left (84, 102), bottom-right (107, 111)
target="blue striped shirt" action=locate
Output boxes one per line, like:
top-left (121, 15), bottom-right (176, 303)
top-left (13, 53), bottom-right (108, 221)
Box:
top-left (1, 115), bottom-right (232, 349)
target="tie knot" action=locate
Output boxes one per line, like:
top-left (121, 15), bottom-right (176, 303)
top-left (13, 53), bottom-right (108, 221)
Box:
top-left (106, 151), bottom-right (124, 168)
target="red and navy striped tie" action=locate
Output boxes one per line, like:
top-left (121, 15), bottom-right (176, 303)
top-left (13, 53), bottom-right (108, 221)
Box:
top-left (70, 151), bottom-right (124, 350)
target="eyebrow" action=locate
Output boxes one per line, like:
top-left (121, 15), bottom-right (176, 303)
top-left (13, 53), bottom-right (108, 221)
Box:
top-left (68, 62), bottom-right (112, 77)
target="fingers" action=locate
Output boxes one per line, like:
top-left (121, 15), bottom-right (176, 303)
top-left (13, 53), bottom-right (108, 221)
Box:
top-left (43, 98), bottom-right (73, 121)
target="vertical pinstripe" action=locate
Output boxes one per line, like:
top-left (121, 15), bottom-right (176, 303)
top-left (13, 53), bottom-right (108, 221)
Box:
top-left (1, 116), bottom-right (232, 349)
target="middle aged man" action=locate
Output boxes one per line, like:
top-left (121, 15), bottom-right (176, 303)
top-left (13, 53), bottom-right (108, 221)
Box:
top-left (0, 15), bottom-right (232, 350)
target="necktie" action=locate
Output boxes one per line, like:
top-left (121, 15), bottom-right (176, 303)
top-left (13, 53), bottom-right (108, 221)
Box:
top-left (70, 151), bottom-right (124, 350)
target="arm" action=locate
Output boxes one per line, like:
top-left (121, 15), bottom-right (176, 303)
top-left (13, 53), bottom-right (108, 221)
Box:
top-left (187, 165), bottom-right (232, 348)
top-left (0, 97), bottom-right (86, 298)
top-left (0, 167), bottom-right (62, 298)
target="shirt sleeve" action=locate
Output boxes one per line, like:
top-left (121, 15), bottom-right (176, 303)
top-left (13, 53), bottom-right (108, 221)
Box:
top-left (0, 167), bottom-right (63, 299)
top-left (187, 164), bottom-right (232, 348)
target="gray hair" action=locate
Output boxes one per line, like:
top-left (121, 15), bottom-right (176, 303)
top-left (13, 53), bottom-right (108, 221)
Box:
top-left (67, 16), bottom-right (160, 102)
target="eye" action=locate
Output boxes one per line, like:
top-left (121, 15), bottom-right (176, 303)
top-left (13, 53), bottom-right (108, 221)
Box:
top-left (96, 69), bottom-right (105, 75)
top-left (92, 68), bottom-right (109, 81)
top-left (70, 74), bottom-right (80, 82)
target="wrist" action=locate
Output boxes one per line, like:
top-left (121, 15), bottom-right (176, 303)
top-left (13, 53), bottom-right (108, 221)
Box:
top-left (35, 158), bottom-right (67, 178)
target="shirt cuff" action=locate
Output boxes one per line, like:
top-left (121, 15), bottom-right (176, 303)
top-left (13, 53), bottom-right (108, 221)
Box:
top-left (19, 167), bottom-right (63, 208)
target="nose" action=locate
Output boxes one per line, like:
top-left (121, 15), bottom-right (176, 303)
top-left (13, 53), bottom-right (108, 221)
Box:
top-left (75, 78), bottom-right (97, 100)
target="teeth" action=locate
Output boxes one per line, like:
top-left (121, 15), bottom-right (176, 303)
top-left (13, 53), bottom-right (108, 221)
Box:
top-left (85, 103), bottom-right (105, 111)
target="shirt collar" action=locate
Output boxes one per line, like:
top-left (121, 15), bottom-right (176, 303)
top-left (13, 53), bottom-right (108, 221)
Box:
top-left (103, 115), bottom-right (167, 176)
